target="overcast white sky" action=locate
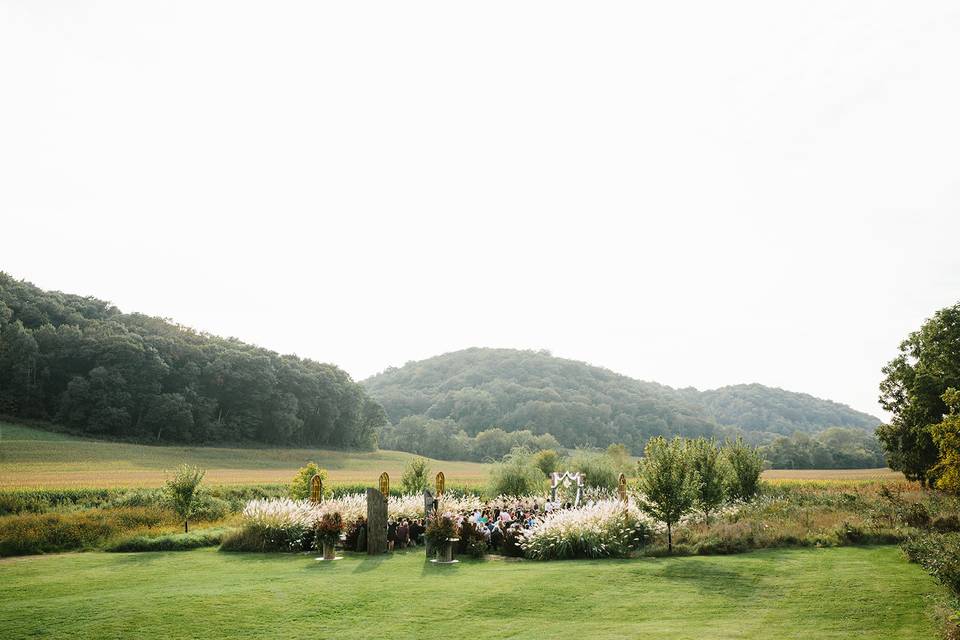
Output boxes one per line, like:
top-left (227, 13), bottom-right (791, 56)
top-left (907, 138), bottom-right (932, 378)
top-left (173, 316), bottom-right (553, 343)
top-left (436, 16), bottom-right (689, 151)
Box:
top-left (2, 1), bottom-right (959, 419)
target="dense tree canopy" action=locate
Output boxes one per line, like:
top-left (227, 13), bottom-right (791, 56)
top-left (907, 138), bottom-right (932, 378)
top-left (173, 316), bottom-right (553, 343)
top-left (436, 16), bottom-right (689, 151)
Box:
top-left (0, 274), bottom-right (385, 448)
top-left (759, 427), bottom-right (886, 469)
top-left (363, 348), bottom-right (880, 455)
top-left (877, 303), bottom-right (960, 485)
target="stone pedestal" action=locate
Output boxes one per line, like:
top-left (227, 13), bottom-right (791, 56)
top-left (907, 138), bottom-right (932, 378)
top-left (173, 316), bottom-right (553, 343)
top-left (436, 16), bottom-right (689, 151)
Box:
top-left (423, 489), bottom-right (435, 557)
top-left (366, 488), bottom-right (388, 555)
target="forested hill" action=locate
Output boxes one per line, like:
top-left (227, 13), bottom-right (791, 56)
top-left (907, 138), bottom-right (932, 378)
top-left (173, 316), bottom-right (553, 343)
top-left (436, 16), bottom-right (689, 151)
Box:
top-left (0, 274), bottom-right (386, 447)
top-left (363, 348), bottom-right (880, 453)
top-left (688, 384), bottom-right (879, 433)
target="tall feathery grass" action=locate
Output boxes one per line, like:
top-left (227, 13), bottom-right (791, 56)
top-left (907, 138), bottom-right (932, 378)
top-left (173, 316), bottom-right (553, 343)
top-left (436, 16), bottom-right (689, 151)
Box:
top-left (520, 499), bottom-right (657, 560)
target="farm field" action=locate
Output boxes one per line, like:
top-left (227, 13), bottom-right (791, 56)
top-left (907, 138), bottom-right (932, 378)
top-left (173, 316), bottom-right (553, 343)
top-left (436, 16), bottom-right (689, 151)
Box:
top-left (0, 422), bottom-right (488, 488)
top-left (0, 422), bottom-right (903, 488)
top-left (0, 545), bottom-right (940, 639)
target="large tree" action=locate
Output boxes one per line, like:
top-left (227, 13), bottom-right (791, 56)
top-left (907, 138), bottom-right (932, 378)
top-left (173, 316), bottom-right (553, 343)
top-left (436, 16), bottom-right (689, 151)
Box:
top-left (877, 302), bottom-right (960, 486)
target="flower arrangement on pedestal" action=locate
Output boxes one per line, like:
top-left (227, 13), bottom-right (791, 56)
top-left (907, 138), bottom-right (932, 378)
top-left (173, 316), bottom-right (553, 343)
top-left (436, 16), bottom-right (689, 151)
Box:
top-left (315, 512), bottom-right (344, 560)
top-left (425, 513), bottom-right (458, 562)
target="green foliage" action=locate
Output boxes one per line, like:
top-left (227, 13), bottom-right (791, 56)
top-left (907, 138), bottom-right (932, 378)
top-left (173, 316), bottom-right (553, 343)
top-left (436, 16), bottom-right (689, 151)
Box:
top-left (933, 388), bottom-right (960, 494)
top-left (164, 465), bottom-right (205, 532)
top-left (760, 427), bottom-right (886, 469)
top-left (605, 443), bottom-right (634, 475)
top-left (724, 438), bottom-right (764, 501)
top-left (695, 383), bottom-right (880, 434)
top-left (105, 527), bottom-right (229, 552)
top-left (364, 348), bottom-right (879, 457)
top-left (400, 456), bottom-right (431, 494)
top-left (378, 416), bottom-right (560, 462)
top-left (688, 438), bottom-right (728, 521)
top-left (288, 462), bottom-right (328, 500)
top-left (0, 484), bottom-right (287, 517)
top-left (532, 449), bottom-right (562, 477)
top-left (902, 532), bottom-right (960, 597)
top-left (0, 507), bottom-right (168, 556)
top-left (487, 447), bottom-right (546, 497)
top-left (0, 273), bottom-right (386, 448)
top-left (457, 519), bottom-right (487, 558)
top-left (567, 448), bottom-right (619, 490)
top-left (636, 436), bottom-right (696, 552)
top-left (877, 302), bottom-right (960, 486)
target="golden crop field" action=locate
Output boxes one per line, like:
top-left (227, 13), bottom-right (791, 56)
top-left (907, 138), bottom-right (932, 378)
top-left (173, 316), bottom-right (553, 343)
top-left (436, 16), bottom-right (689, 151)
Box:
top-left (0, 422), bottom-right (490, 489)
top-left (761, 468), bottom-right (905, 482)
top-left (0, 421), bottom-right (904, 489)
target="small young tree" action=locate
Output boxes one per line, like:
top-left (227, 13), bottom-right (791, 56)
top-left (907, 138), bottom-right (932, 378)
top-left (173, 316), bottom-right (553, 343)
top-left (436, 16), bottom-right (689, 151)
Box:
top-left (688, 438), bottom-right (727, 522)
top-left (723, 438), bottom-right (764, 501)
top-left (289, 462), bottom-right (328, 500)
top-left (636, 437), bottom-right (695, 553)
top-left (400, 456), bottom-right (431, 494)
top-left (164, 465), bottom-right (205, 533)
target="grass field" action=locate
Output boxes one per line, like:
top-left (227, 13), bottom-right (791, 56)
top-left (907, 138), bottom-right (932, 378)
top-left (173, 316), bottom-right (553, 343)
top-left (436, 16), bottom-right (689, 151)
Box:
top-left (0, 545), bottom-right (941, 639)
top-left (0, 422), bottom-right (489, 488)
top-left (0, 422), bottom-right (904, 489)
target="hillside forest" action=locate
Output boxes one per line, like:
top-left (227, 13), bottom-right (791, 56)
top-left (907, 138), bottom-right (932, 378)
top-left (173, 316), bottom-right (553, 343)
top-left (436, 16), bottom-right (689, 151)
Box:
top-left (1, 274), bottom-right (885, 468)
top-left (0, 273), bottom-right (385, 448)
top-left (366, 348), bottom-right (882, 464)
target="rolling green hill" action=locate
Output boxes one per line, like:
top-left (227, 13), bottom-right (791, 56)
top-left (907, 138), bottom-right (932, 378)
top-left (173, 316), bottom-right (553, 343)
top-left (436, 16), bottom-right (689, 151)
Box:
top-left (363, 348), bottom-right (880, 454)
top-left (0, 273), bottom-right (385, 448)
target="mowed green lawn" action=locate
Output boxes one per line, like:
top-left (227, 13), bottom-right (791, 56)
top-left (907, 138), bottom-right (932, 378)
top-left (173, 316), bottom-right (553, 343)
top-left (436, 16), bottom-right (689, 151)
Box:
top-left (0, 546), bottom-right (942, 639)
top-left (0, 422), bottom-right (489, 488)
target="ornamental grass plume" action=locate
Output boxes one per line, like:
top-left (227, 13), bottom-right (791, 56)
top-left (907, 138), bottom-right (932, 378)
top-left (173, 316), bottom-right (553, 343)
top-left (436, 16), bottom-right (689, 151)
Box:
top-left (520, 499), bottom-right (656, 560)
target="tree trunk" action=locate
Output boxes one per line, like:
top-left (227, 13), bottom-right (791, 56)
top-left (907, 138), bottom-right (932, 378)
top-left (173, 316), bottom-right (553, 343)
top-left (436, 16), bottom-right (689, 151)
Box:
top-left (667, 522), bottom-right (672, 553)
top-left (184, 520), bottom-right (189, 533)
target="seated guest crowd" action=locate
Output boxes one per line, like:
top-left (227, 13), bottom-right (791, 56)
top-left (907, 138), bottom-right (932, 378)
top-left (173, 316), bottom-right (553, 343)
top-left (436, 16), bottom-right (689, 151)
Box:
top-left (382, 498), bottom-right (568, 553)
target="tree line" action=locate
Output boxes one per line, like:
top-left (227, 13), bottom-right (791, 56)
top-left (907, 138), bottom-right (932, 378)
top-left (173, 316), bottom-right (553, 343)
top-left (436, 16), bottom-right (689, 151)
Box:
top-left (759, 427), bottom-right (886, 469)
top-left (0, 274), bottom-right (386, 447)
top-left (363, 348), bottom-right (881, 455)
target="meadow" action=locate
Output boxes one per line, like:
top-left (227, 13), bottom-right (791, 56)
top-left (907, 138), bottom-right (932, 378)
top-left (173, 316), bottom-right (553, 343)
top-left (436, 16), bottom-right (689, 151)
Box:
top-left (0, 422), bottom-right (489, 488)
top-left (2, 421), bottom-right (958, 638)
top-left (0, 422), bottom-right (901, 489)
top-left (0, 545), bottom-right (943, 639)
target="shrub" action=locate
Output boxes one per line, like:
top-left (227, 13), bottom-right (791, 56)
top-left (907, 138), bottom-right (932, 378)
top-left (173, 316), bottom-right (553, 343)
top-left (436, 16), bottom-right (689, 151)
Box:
top-left (500, 526), bottom-right (525, 557)
top-left (488, 447), bottom-right (546, 497)
top-left (533, 449), bottom-right (562, 477)
top-left (193, 496), bottom-right (231, 522)
top-left (400, 457), bottom-right (431, 494)
top-left (457, 520), bottom-right (486, 557)
top-left (902, 531), bottom-right (960, 596)
top-left (568, 449), bottom-right (619, 490)
top-left (105, 527), bottom-right (228, 552)
top-left (0, 507), bottom-right (168, 556)
top-left (289, 462), bottom-right (329, 501)
top-left (521, 500), bottom-right (654, 560)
